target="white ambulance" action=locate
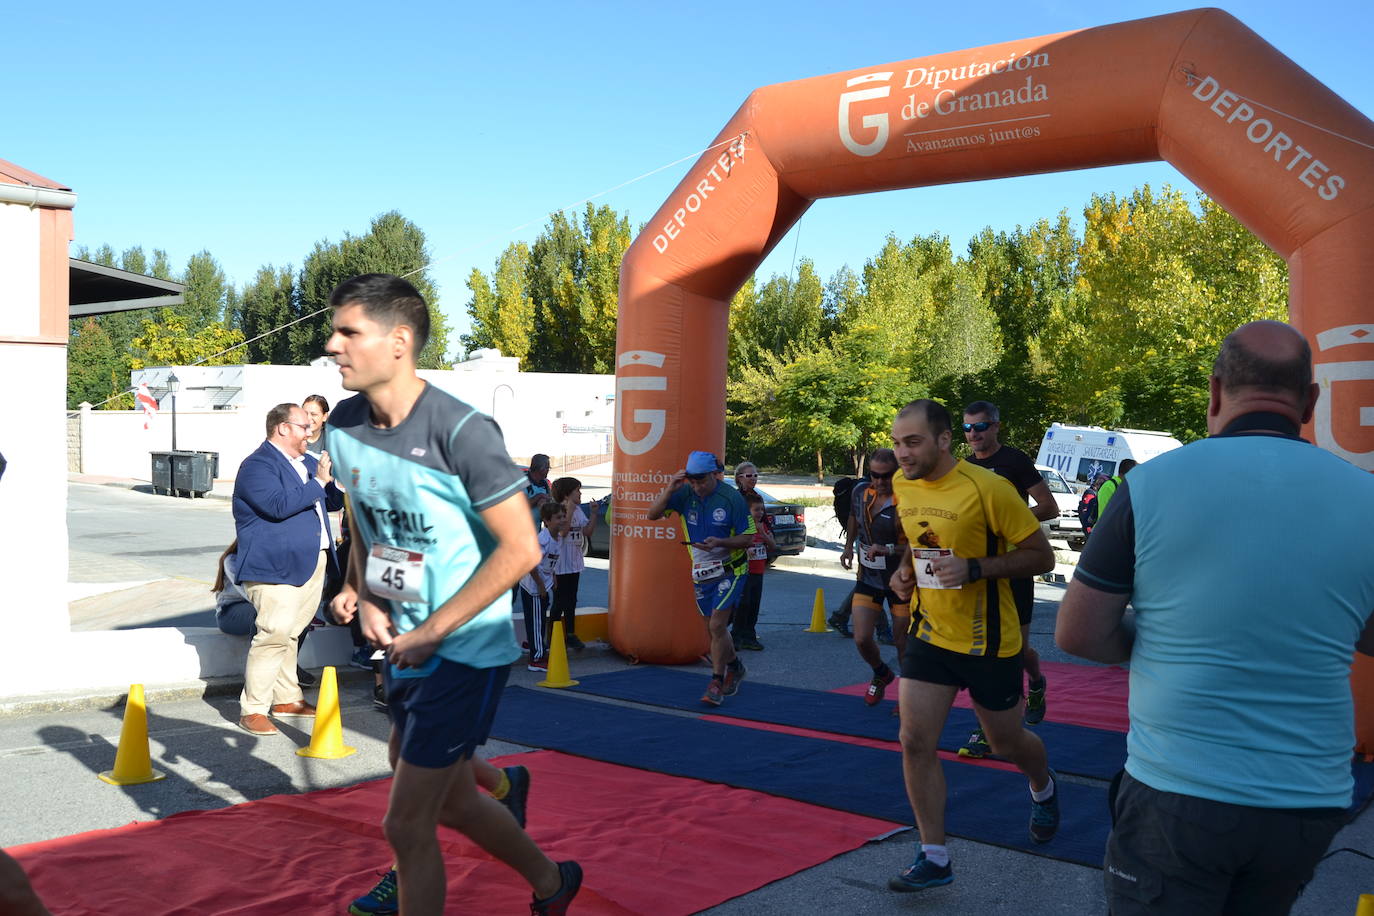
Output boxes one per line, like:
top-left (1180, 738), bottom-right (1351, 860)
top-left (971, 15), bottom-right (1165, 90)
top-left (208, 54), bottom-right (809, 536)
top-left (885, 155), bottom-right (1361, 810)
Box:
top-left (1034, 424), bottom-right (1184, 487)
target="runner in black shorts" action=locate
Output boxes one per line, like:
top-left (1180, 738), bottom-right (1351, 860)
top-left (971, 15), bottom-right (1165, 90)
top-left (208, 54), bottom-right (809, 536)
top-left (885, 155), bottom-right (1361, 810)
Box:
top-left (886, 399), bottom-right (1060, 893)
top-left (962, 400), bottom-right (1058, 751)
top-left (839, 448), bottom-right (909, 708)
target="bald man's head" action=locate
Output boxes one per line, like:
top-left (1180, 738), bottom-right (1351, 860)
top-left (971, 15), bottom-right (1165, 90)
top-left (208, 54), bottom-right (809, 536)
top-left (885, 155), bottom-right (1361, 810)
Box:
top-left (1212, 320), bottom-right (1312, 399)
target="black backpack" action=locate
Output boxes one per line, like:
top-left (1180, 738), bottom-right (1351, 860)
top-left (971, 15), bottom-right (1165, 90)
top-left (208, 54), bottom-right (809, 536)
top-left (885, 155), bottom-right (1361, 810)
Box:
top-left (1076, 489), bottom-right (1099, 529)
top-left (833, 477), bottom-right (860, 529)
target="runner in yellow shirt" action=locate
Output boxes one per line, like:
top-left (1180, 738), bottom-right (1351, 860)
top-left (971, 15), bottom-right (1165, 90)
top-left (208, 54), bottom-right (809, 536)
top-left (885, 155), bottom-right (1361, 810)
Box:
top-left (885, 399), bottom-right (1060, 894)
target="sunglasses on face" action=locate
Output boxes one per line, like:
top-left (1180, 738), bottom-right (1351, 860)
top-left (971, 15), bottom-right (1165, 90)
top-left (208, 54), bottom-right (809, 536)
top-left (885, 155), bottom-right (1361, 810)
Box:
top-left (685, 473), bottom-right (708, 481)
top-left (869, 468), bottom-right (895, 480)
top-left (739, 473), bottom-right (757, 478)
top-left (962, 421), bottom-right (995, 433)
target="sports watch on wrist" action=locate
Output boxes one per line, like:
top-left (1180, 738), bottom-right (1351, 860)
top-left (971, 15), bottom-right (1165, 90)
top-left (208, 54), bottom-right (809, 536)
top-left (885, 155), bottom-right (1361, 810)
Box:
top-left (967, 558), bottom-right (983, 582)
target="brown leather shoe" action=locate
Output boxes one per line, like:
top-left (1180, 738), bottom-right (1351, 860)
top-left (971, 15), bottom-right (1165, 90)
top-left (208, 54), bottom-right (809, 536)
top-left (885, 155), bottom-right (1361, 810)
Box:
top-left (239, 713), bottom-right (278, 735)
top-left (270, 700), bottom-right (317, 718)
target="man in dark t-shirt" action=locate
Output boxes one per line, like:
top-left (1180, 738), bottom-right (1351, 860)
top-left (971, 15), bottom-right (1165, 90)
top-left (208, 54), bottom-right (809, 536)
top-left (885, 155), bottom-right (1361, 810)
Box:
top-left (961, 401), bottom-right (1059, 753)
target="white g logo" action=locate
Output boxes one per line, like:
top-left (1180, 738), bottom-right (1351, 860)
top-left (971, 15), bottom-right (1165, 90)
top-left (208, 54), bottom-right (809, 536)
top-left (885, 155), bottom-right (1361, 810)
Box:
top-left (1314, 325), bottom-right (1374, 470)
top-left (615, 350), bottom-right (668, 456)
top-left (838, 72), bottom-right (893, 157)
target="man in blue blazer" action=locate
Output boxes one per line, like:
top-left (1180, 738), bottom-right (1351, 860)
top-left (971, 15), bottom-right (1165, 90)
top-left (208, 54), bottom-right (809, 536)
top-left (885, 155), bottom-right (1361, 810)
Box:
top-left (232, 402), bottom-right (344, 735)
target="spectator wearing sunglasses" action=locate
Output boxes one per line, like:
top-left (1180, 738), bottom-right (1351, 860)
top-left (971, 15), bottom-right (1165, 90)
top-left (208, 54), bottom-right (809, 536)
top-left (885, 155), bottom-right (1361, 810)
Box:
top-left (959, 401), bottom-right (1059, 757)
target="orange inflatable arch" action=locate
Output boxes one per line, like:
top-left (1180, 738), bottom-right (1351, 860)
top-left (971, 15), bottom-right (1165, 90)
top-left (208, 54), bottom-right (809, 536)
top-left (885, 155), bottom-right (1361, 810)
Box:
top-left (608, 8), bottom-right (1374, 742)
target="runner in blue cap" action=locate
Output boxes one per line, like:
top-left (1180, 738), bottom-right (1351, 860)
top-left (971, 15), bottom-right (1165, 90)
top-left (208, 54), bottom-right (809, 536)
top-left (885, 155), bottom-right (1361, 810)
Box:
top-left (647, 450), bottom-right (757, 706)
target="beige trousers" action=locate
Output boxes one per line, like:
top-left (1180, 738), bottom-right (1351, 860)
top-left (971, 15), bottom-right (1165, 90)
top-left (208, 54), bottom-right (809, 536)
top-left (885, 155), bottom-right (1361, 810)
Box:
top-left (239, 550), bottom-right (327, 715)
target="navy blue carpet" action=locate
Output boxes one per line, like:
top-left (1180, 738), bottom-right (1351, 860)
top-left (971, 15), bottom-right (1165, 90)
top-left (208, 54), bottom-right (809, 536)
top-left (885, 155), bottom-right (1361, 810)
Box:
top-left (492, 686), bottom-right (1111, 868)
top-left (569, 667), bottom-right (1127, 781)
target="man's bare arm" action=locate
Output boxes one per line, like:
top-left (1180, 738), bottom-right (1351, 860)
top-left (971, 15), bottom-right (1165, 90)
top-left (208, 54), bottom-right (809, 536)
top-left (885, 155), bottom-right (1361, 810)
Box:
top-left (1056, 578), bottom-right (1135, 664)
top-left (1026, 480), bottom-right (1058, 523)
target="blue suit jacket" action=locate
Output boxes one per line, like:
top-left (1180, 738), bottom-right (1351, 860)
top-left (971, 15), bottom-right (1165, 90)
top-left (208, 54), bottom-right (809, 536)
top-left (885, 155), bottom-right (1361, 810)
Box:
top-left (232, 440), bottom-right (344, 586)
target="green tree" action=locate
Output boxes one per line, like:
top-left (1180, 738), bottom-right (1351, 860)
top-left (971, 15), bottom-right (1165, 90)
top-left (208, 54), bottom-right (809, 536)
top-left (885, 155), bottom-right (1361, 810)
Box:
top-left (236, 266), bottom-right (298, 363)
top-left (463, 243), bottom-right (536, 364)
top-left (67, 318), bottom-right (121, 408)
top-left (295, 211), bottom-right (448, 367)
top-left (522, 205), bottom-right (631, 372)
top-left (178, 250), bottom-right (231, 331)
top-left (130, 314), bottom-right (245, 369)
top-left (728, 323), bottom-right (923, 479)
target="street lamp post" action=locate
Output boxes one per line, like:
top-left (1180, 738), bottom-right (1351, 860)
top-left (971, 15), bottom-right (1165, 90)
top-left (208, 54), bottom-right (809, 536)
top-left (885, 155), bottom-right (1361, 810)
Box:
top-left (167, 371), bottom-right (180, 453)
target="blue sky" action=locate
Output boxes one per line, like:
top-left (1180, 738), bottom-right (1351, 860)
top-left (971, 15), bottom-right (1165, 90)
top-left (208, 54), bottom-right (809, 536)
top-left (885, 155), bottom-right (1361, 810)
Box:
top-left (8, 1), bottom-right (1371, 350)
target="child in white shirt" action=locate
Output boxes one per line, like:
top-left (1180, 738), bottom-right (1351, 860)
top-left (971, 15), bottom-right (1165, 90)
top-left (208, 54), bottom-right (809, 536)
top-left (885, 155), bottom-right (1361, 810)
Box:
top-left (521, 501), bottom-right (567, 671)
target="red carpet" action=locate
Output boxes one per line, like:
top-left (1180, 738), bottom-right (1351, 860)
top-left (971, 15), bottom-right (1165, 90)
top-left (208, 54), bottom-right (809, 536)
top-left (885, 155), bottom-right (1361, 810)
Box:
top-left (836, 660), bottom-right (1130, 732)
top-left (11, 750), bottom-right (895, 915)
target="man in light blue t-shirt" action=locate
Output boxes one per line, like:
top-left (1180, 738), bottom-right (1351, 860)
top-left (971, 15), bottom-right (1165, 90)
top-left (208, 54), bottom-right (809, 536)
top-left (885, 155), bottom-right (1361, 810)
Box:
top-left (1057, 320), bottom-right (1374, 916)
top-left (322, 273), bottom-right (581, 916)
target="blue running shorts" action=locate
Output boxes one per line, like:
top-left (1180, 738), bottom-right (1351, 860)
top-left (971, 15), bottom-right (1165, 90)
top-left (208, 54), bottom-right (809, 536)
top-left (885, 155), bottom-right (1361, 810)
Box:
top-left (693, 569), bottom-right (743, 617)
top-left (384, 658), bottom-right (508, 768)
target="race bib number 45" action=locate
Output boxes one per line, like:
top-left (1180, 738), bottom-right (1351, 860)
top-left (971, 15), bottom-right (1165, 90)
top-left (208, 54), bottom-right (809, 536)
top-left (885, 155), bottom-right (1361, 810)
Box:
top-left (913, 548), bottom-right (953, 590)
top-left (366, 544), bottom-right (426, 603)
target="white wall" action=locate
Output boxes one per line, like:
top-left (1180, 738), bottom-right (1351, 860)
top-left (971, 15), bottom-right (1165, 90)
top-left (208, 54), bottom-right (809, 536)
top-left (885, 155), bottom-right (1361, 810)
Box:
top-left (79, 408), bottom-right (260, 482)
top-left (0, 204), bottom-right (39, 335)
top-left (0, 346), bottom-right (70, 641)
top-left (100, 362), bottom-right (618, 481)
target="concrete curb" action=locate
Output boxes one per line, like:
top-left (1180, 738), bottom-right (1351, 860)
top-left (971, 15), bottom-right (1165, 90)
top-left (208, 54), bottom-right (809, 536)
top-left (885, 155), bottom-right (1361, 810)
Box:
top-left (0, 667), bottom-right (379, 719)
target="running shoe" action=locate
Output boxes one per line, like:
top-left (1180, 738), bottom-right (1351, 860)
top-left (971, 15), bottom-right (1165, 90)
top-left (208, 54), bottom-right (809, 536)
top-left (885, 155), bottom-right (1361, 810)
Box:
top-left (1024, 676), bottom-right (1047, 726)
top-left (528, 657), bottom-right (548, 673)
top-left (349, 646), bottom-right (375, 670)
top-left (349, 868), bottom-right (398, 915)
top-left (723, 661), bottom-right (746, 696)
top-left (740, 636), bottom-right (764, 651)
top-left (296, 665), bottom-right (317, 688)
top-left (372, 684), bottom-right (387, 711)
top-left (1030, 770), bottom-right (1060, 844)
top-left (502, 765), bottom-right (530, 828)
top-left (565, 633), bottom-right (585, 651)
top-left (701, 680), bottom-right (724, 707)
top-left (530, 860), bottom-right (583, 916)
top-left (957, 728), bottom-right (991, 759)
top-left (888, 852), bottom-right (953, 892)
top-left (828, 615), bottom-right (852, 638)
top-left (865, 666), bottom-right (896, 706)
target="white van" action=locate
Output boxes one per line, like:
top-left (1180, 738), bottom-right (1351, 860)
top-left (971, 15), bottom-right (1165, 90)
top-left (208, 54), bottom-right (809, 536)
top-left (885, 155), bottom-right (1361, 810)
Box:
top-left (1035, 424), bottom-right (1183, 487)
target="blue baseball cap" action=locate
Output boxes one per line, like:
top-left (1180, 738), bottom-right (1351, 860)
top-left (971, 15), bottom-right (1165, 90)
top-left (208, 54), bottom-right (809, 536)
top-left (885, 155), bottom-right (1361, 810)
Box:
top-left (686, 450), bottom-right (724, 474)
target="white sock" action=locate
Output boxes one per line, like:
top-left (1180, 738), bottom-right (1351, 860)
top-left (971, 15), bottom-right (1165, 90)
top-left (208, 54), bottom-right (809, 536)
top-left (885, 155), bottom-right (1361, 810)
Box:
top-left (921, 844), bottom-right (950, 867)
top-left (1031, 775), bottom-right (1056, 802)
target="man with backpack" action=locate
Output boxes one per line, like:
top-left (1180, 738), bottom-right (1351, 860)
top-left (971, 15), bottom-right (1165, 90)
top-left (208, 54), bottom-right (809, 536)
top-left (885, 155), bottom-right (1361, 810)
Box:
top-left (828, 472), bottom-right (892, 642)
top-left (1076, 475), bottom-right (1107, 538)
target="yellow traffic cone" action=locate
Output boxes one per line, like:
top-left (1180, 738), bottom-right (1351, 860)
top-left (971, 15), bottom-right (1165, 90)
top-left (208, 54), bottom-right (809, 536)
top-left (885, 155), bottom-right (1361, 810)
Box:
top-left (297, 666), bottom-right (357, 759)
top-left (539, 621), bottom-right (580, 688)
top-left (1357, 894), bottom-right (1374, 916)
top-left (805, 588), bottom-right (831, 633)
top-left (99, 684), bottom-right (166, 785)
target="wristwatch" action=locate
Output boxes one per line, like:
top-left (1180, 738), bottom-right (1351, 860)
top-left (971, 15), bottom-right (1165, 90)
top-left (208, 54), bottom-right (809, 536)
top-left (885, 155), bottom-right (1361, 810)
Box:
top-left (967, 558), bottom-right (983, 582)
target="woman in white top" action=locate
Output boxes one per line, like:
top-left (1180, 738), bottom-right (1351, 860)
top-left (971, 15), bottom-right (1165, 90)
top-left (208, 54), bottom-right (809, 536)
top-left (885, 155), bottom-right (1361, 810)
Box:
top-left (549, 477), bottom-right (602, 650)
top-left (303, 394), bottom-right (330, 459)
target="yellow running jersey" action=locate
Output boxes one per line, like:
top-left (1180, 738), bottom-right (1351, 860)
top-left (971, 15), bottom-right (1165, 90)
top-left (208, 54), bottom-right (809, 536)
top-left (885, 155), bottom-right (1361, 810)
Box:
top-left (891, 459), bottom-right (1040, 658)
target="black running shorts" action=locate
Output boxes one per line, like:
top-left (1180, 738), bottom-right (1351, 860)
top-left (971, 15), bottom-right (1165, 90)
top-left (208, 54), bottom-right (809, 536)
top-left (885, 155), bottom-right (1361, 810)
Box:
top-left (901, 637), bottom-right (1023, 711)
top-left (1011, 576), bottom-right (1034, 626)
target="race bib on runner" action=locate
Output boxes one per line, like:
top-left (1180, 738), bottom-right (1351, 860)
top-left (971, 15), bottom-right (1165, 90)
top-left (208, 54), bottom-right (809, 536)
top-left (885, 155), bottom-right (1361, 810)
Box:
top-left (692, 560), bottom-right (724, 582)
top-left (569, 529), bottom-right (583, 549)
top-left (366, 544), bottom-right (425, 603)
top-left (747, 544), bottom-right (768, 561)
top-left (913, 548), bottom-right (953, 589)
top-left (859, 545), bottom-right (887, 570)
